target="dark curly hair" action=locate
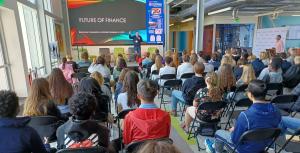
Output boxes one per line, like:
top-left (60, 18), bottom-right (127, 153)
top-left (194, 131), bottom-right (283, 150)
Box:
top-left (0, 90), bottom-right (19, 117)
top-left (68, 92), bottom-right (96, 120)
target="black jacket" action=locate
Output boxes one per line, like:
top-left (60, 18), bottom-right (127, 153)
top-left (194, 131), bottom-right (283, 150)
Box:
top-left (283, 64), bottom-right (300, 88)
top-left (56, 117), bottom-right (109, 149)
top-left (0, 117), bottom-right (47, 153)
top-left (182, 76), bottom-right (206, 105)
top-left (129, 35), bottom-right (143, 47)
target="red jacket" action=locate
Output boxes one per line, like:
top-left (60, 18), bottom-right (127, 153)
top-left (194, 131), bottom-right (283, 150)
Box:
top-left (123, 108), bottom-right (171, 145)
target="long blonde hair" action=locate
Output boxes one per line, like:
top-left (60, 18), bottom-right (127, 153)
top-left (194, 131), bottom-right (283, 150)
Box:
top-left (218, 64), bottom-right (236, 92)
top-left (90, 71), bottom-right (104, 86)
top-left (190, 53), bottom-right (198, 65)
top-left (23, 78), bottom-right (52, 116)
top-left (155, 55), bottom-right (163, 72)
top-left (221, 55), bottom-right (236, 66)
top-left (240, 65), bottom-right (256, 84)
top-left (205, 72), bottom-right (222, 102)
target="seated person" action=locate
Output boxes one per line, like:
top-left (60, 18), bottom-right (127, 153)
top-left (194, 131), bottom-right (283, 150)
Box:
top-left (233, 59), bottom-right (247, 80)
top-left (137, 140), bottom-right (181, 153)
top-left (280, 52), bottom-right (292, 73)
top-left (176, 54), bottom-right (194, 79)
top-left (171, 62), bottom-right (206, 116)
top-left (66, 55), bottom-right (79, 71)
top-left (150, 55), bottom-right (163, 80)
top-left (90, 72), bottom-right (112, 102)
top-left (258, 56), bottom-right (283, 83)
top-left (209, 53), bottom-right (221, 70)
top-left (205, 80), bottom-right (281, 153)
top-left (259, 51), bottom-right (270, 66)
top-left (59, 57), bottom-right (75, 84)
top-left (277, 82), bottom-right (300, 113)
top-left (0, 90), bottom-right (47, 153)
top-left (249, 55), bottom-right (265, 77)
top-left (182, 72), bottom-right (222, 132)
top-left (280, 116), bottom-right (300, 135)
top-left (114, 68), bottom-right (130, 103)
top-left (283, 56), bottom-right (300, 89)
top-left (88, 56), bottom-right (111, 80)
top-left (77, 51), bottom-right (91, 68)
top-left (113, 57), bottom-right (127, 82)
top-left (158, 56), bottom-right (176, 86)
top-left (142, 52), bottom-right (153, 67)
top-left (123, 80), bottom-right (171, 145)
top-left (56, 92), bottom-right (109, 149)
top-left (203, 55), bottom-right (214, 73)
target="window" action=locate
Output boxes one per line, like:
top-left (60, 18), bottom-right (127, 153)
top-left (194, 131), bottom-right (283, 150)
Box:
top-left (43, 0), bottom-right (52, 12)
top-left (0, 20), bottom-right (11, 90)
top-left (45, 15), bottom-right (58, 67)
top-left (27, 0), bottom-right (36, 4)
top-left (18, 2), bottom-right (46, 76)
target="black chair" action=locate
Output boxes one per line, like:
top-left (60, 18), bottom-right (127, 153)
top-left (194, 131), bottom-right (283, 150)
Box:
top-left (266, 83), bottom-right (283, 100)
top-left (271, 95), bottom-right (298, 116)
top-left (225, 98), bottom-right (252, 130)
top-left (276, 128), bottom-right (300, 153)
top-left (125, 138), bottom-right (173, 153)
top-left (158, 74), bottom-right (176, 99)
top-left (150, 70), bottom-right (158, 79)
top-left (224, 84), bottom-right (248, 116)
top-left (187, 101), bottom-right (227, 151)
top-left (56, 147), bottom-right (108, 153)
top-left (226, 128), bottom-right (281, 153)
top-left (78, 67), bottom-right (89, 74)
top-left (180, 73), bottom-right (194, 80)
top-left (160, 79), bottom-right (182, 110)
top-left (28, 116), bottom-right (62, 142)
top-left (141, 62), bottom-right (154, 79)
top-left (116, 109), bottom-right (136, 139)
top-left (72, 73), bottom-right (88, 81)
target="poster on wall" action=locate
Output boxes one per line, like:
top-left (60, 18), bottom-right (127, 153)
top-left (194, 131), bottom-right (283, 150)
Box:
top-left (253, 27), bottom-right (288, 56)
top-left (146, 0), bottom-right (165, 44)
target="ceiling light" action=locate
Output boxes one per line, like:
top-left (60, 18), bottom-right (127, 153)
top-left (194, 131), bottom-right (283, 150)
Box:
top-left (172, 0), bottom-right (187, 8)
top-left (208, 7), bottom-right (233, 15)
top-left (181, 17), bottom-right (194, 23)
top-left (169, 24), bottom-right (174, 27)
top-left (292, 15), bottom-right (300, 16)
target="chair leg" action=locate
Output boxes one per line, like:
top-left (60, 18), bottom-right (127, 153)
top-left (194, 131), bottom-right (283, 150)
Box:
top-left (225, 108), bottom-right (235, 130)
top-left (180, 104), bottom-right (186, 121)
top-left (188, 118), bottom-right (196, 140)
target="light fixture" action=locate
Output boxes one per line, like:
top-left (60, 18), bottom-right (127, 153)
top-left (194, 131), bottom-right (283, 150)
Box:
top-left (208, 7), bottom-right (233, 15)
top-left (169, 24), bottom-right (174, 27)
top-left (181, 17), bottom-right (194, 23)
top-left (292, 15), bottom-right (300, 16)
top-left (172, 0), bottom-right (187, 8)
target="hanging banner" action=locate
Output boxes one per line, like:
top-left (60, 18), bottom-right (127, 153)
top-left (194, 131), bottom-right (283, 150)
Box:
top-left (146, 0), bottom-right (165, 44)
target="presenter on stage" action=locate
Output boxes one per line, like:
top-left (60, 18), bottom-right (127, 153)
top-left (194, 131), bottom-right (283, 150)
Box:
top-left (275, 35), bottom-right (284, 54)
top-left (129, 32), bottom-right (143, 60)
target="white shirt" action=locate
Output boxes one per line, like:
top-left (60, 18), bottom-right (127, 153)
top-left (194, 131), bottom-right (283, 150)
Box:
top-left (151, 64), bottom-right (159, 80)
top-left (88, 64), bottom-right (111, 79)
top-left (204, 63), bottom-right (214, 73)
top-left (158, 65), bottom-right (176, 86)
top-left (177, 62), bottom-right (194, 79)
top-left (117, 92), bottom-right (137, 110)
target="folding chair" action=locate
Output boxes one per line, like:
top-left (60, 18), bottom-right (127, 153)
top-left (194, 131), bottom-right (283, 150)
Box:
top-left (141, 62), bottom-right (154, 79)
top-left (271, 95), bottom-right (298, 116)
top-left (28, 116), bottom-right (62, 142)
top-left (116, 109), bottom-right (136, 139)
top-left (227, 128), bottom-right (281, 153)
top-left (223, 84), bottom-right (248, 116)
top-left (158, 74), bottom-right (176, 99)
top-left (150, 70), bottom-right (158, 80)
top-left (276, 128), bottom-right (300, 153)
top-left (125, 138), bottom-right (173, 153)
top-left (224, 98), bottom-right (252, 130)
top-left (180, 73), bottom-right (195, 85)
top-left (160, 79), bottom-right (182, 110)
top-left (56, 146), bottom-right (108, 153)
top-left (187, 101), bottom-right (227, 151)
top-left (266, 83), bottom-right (283, 100)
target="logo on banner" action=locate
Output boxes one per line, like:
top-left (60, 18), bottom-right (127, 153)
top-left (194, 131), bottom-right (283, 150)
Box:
top-left (152, 8), bottom-right (162, 15)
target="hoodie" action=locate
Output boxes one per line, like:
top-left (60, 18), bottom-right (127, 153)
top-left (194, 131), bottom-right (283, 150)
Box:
top-left (56, 118), bottom-right (109, 149)
top-left (0, 117), bottom-right (47, 153)
top-left (123, 107), bottom-right (171, 145)
top-left (230, 103), bottom-right (281, 153)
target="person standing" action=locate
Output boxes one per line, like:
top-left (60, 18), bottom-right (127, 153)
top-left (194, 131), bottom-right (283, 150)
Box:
top-left (275, 35), bottom-right (284, 54)
top-left (129, 32), bottom-right (143, 60)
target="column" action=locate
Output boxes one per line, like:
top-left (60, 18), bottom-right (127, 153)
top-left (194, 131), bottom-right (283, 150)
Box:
top-left (195, 0), bottom-right (204, 52)
top-left (164, 2), bottom-right (170, 56)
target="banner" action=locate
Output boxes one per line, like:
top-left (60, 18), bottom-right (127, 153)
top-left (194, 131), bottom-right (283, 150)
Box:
top-left (146, 0), bottom-right (165, 44)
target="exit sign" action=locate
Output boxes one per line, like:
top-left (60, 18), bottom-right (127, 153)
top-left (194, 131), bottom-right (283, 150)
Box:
top-left (0, 0), bottom-right (4, 6)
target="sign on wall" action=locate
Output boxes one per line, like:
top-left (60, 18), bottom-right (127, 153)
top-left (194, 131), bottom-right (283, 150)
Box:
top-left (146, 0), bottom-right (165, 44)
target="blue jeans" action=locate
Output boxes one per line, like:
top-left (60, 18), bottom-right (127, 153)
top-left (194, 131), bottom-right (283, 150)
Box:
top-left (280, 116), bottom-right (300, 134)
top-left (171, 90), bottom-right (185, 111)
top-left (134, 46), bottom-right (141, 57)
top-left (215, 130), bottom-right (234, 153)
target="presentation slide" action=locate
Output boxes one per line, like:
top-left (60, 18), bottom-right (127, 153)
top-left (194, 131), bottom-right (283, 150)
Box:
top-left (68, 0), bottom-right (147, 45)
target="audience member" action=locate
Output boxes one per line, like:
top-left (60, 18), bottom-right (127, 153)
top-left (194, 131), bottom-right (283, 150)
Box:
top-left (190, 53), bottom-right (198, 65)
top-left (277, 81), bottom-right (300, 113)
top-left (224, 49), bottom-right (236, 66)
top-left (59, 57), bottom-right (75, 84)
top-left (209, 53), bottom-right (221, 70)
top-left (56, 92), bottom-right (109, 149)
top-left (283, 56), bottom-right (300, 89)
top-left (23, 78), bottom-right (61, 119)
top-left (137, 141), bottom-right (181, 153)
top-left (158, 56), bottom-right (176, 86)
top-left (197, 52), bottom-right (205, 63)
top-left (176, 54), bottom-right (194, 79)
top-left (203, 55), bottom-right (214, 73)
top-left (280, 52), bottom-right (292, 73)
top-left (287, 48), bottom-right (296, 65)
top-left (258, 56), bottom-right (283, 83)
top-left (218, 56), bottom-right (235, 73)
top-left (142, 52), bottom-right (153, 67)
top-left (117, 71), bottom-right (140, 112)
top-left (78, 77), bottom-right (109, 121)
top-left (151, 55), bottom-right (163, 80)
top-left (90, 71), bottom-right (112, 102)
top-left (88, 56), bottom-right (111, 80)
top-left (172, 50), bottom-right (179, 67)
top-left (113, 57), bottom-right (127, 81)
top-left (218, 64), bottom-right (236, 93)
top-left (171, 62), bottom-right (206, 116)
top-left (205, 80), bottom-right (281, 153)
top-left (236, 65), bottom-right (256, 86)
top-left (123, 80), bottom-right (171, 145)
top-left (233, 59), bottom-right (247, 80)
top-left (104, 54), bottom-right (112, 70)
top-left (66, 55), bottom-right (78, 71)
top-left (240, 51), bottom-right (249, 61)
top-left (0, 90), bottom-right (47, 153)
top-left (231, 48), bottom-right (240, 62)
top-left (259, 51), bottom-right (270, 66)
top-left (248, 55), bottom-right (265, 77)
top-left (114, 68), bottom-right (130, 103)
top-left (155, 48), bottom-right (160, 56)
top-left (77, 51), bottom-right (91, 68)
top-left (182, 72), bottom-right (222, 131)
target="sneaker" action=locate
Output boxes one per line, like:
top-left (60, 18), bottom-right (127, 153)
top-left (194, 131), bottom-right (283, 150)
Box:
top-left (204, 139), bottom-right (215, 153)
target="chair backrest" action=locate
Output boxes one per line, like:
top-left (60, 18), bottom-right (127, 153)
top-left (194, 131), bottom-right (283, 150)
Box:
top-left (117, 109), bottom-right (136, 119)
top-left (56, 147), bottom-right (108, 153)
top-left (180, 73), bottom-right (195, 79)
top-left (160, 74), bottom-right (176, 80)
top-left (266, 83), bottom-right (283, 95)
top-left (235, 84), bottom-right (248, 93)
top-left (198, 101), bottom-right (227, 111)
top-left (126, 138), bottom-right (173, 153)
top-left (151, 70), bottom-right (158, 75)
top-left (27, 116), bottom-right (61, 138)
top-left (271, 95), bottom-right (298, 104)
top-left (232, 128), bottom-right (281, 152)
top-left (235, 98), bottom-right (253, 107)
top-left (78, 67), bottom-right (89, 73)
top-left (163, 79), bottom-right (182, 87)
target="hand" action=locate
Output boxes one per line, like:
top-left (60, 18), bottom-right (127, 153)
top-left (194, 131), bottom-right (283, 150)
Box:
top-left (229, 127), bottom-right (235, 132)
